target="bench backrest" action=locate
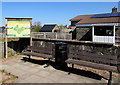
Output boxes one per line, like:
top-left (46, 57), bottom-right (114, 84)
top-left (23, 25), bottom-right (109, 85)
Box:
top-left (27, 46), bottom-right (52, 55)
top-left (68, 48), bottom-right (118, 66)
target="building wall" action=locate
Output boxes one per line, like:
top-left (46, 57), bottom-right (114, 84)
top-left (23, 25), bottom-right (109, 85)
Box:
top-left (115, 26), bottom-right (120, 45)
top-left (52, 25), bottom-right (60, 32)
top-left (76, 27), bottom-right (92, 41)
top-left (71, 21), bottom-right (79, 26)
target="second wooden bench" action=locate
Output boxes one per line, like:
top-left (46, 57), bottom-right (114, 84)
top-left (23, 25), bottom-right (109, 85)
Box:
top-left (22, 46), bottom-right (53, 67)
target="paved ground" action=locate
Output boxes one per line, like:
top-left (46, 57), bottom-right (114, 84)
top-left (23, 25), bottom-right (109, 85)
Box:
top-left (0, 42), bottom-right (4, 58)
top-left (1, 56), bottom-right (119, 84)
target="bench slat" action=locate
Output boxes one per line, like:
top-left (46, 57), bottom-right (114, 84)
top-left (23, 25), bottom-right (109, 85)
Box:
top-left (27, 46), bottom-right (52, 54)
top-left (69, 50), bottom-right (117, 60)
top-left (65, 59), bottom-right (118, 73)
top-left (69, 53), bottom-right (117, 65)
top-left (30, 48), bottom-right (52, 54)
top-left (29, 46), bottom-right (52, 50)
top-left (23, 51), bottom-right (52, 59)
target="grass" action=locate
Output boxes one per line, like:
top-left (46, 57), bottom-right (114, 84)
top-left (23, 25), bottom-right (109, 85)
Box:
top-left (0, 69), bottom-right (18, 84)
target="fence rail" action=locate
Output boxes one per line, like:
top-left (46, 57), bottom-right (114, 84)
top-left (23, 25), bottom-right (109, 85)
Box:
top-left (0, 33), bottom-right (5, 40)
top-left (31, 32), bottom-right (72, 40)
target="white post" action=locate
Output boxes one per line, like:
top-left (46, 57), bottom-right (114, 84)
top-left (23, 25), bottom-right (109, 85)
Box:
top-left (92, 26), bottom-right (94, 42)
top-left (56, 33), bottom-right (57, 39)
top-left (65, 33), bottom-right (66, 40)
top-left (44, 32), bottom-right (46, 39)
top-left (5, 27), bottom-right (8, 58)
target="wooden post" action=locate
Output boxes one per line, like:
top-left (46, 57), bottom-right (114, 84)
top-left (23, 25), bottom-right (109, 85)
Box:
top-left (30, 32), bottom-right (32, 46)
top-left (72, 64), bottom-right (74, 68)
top-left (108, 71), bottom-right (112, 85)
top-left (29, 26), bottom-right (32, 59)
top-left (5, 28), bottom-right (8, 58)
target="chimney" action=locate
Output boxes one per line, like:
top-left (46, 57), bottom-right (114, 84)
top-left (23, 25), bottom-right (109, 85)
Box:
top-left (112, 7), bottom-right (117, 13)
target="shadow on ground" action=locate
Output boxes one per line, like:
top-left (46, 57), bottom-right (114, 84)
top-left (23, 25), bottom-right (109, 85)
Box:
top-left (21, 57), bottom-right (103, 81)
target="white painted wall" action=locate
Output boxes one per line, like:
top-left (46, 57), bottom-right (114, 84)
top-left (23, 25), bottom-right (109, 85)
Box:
top-left (93, 36), bottom-right (114, 43)
top-left (92, 25), bottom-right (115, 44)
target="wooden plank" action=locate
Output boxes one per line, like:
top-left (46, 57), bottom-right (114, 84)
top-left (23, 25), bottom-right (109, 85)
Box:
top-left (29, 46), bottom-right (52, 54)
top-left (69, 50), bottom-right (117, 60)
top-left (65, 59), bottom-right (118, 73)
top-left (23, 52), bottom-right (52, 59)
top-left (30, 48), bottom-right (52, 55)
top-left (68, 49), bottom-right (118, 65)
top-left (69, 54), bottom-right (117, 65)
top-left (32, 37), bottom-right (114, 46)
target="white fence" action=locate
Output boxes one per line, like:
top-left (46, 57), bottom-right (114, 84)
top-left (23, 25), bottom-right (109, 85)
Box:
top-left (93, 36), bottom-right (115, 43)
top-left (31, 32), bottom-right (72, 40)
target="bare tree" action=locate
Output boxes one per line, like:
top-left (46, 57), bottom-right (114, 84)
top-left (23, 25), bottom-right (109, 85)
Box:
top-left (32, 21), bottom-right (42, 32)
top-left (34, 21), bottom-right (41, 26)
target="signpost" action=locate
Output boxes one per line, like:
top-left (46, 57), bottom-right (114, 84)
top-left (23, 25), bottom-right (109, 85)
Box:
top-left (5, 18), bottom-right (32, 58)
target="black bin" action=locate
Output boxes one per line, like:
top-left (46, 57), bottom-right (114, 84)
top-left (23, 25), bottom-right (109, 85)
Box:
top-left (55, 42), bottom-right (68, 68)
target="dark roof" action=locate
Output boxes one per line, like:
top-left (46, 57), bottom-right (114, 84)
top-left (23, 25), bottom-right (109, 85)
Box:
top-left (70, 15), bottom-right (93, 21)
top-left (5, 17), bottom-right (32, 19)
top-left (39, 24), bottom-right (57, 32)
top-left (76, 17), bottom-right (120, 25)
top-left (5, 17), bottom-right (32, 21)
top-left (70, 12), bottom-right (120, 25)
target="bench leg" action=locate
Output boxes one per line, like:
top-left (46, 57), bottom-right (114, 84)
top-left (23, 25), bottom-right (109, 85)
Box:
top-left (44, 58), bottom-right (50, 68)
top-left (28, 55), bottom-right (31, 60)
top-left (108, 71), bottom-right (112, 85)
top-left (68, 64), bottom-right (74, 75)
top-left (68, 64), bottom-right (71, 75)
top-left (72, 64), bottom-right (74, 68)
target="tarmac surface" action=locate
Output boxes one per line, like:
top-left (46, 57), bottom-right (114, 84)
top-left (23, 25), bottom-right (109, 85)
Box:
top-left (0, 42), bottom-right (4, 57)
top-left (1, 56), bottom-right (119, 84)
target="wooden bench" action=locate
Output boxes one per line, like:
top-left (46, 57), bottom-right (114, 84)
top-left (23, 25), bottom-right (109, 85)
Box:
top-left (65, 49), bottom-right (120, 85)
top-left (22, 46), bottom-right (53, 67)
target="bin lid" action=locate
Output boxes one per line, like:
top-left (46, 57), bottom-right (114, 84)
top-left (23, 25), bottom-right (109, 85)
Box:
top-left (55, 42), bottom-right (67, 45)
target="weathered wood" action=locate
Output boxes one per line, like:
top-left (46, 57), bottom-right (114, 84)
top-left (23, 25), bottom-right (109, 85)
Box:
top-left (69, 50), bottom-right (117, 60)
top-left (108, 71), bottom-right (112, 85)
top-left (69, 55), bottom-right (117, 65)
top-left (65, 59), bottom-right (118, 73)
top-left (28, 46), bottom-right (52, 55)
top-left (65, 46), bottom-right (119, 85)
top-left (32, 38), bottom-right (114, 46)
top-left (31, 32), bottom-right (72, 40)
top-left (67, 48), bottom-right (118, 70)
top-left (22, 46), bottom-right (53, 59)
top-left (68, 51), bottom-right (117, 65)
top-left (23, 51), bottom-right (52, 59)
top-left (5, 28), bottom-right (8, 58)
top-left (117, 55), bottom-right (120, 73)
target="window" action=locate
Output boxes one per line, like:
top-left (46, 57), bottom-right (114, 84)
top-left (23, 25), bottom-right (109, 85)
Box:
top-left (94, 26), bottom-right (113, 36)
